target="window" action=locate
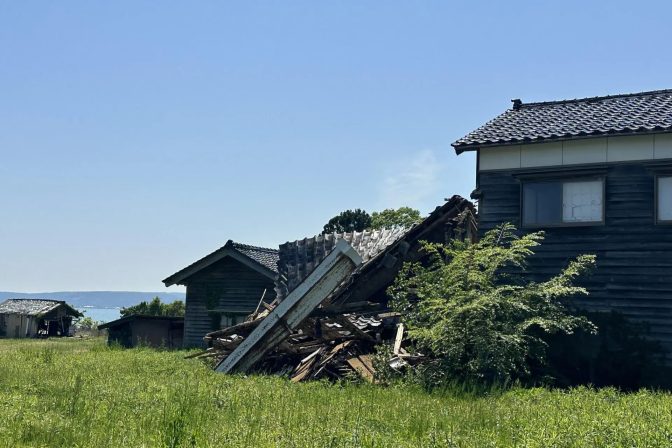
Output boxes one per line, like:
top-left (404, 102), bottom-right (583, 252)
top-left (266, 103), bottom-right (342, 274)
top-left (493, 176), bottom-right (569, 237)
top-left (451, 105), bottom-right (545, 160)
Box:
top-left (657, 176), bottom-right (672, 223)
top-left (220, 313), bottom-right (246, 328)
top-left (522, 179), bottom-right (604, 227)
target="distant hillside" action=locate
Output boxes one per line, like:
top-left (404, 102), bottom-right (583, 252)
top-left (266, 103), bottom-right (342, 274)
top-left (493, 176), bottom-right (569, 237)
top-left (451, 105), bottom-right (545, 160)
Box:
top-left (0, 291), bottom-right (186, 309)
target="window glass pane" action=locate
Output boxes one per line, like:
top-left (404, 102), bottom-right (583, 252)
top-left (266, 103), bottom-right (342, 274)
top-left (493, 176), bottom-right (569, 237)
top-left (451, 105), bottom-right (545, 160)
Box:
top-left (562, 180), bottom-right (603, 223)
top-left (659, 177), bottom-right (672, 221)
top-left (523, 182), bottom-right (562, 226)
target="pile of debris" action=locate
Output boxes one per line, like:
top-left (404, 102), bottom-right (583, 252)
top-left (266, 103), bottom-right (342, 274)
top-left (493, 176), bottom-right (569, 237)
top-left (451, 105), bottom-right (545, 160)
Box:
top-left (189, 196), bottom-right (476, 382)
top-left (188, 240), bottom-right (424, 382)
top-left (196, 310), bottom-right (404, 382)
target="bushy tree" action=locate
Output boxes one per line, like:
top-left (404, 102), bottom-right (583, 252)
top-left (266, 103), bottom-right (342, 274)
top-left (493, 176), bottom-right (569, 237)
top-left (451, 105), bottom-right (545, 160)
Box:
top-left (371, 207), bottom-right (422, 229)
top-left (322, 209), bottom-right (372, 234)
top-left (121, 297), bottom-right (185, 317)
top-left (388, 223), bottom-right (596, 386)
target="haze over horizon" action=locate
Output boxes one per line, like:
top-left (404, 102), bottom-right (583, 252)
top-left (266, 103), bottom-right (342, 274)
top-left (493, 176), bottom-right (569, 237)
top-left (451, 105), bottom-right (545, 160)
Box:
top-left (2, 1), bottom-right (671, 291)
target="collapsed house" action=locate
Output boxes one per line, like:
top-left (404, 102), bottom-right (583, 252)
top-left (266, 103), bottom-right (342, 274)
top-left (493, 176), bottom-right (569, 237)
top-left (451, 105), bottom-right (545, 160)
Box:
top-left (0, 299), bottom-right (82, 338)
top-left (191, 195), bottom-right (476, 381)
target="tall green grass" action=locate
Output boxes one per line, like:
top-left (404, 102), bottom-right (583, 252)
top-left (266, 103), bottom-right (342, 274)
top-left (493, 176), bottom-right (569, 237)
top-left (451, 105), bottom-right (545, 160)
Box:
top-left (0, 338), bottom-right (671, 447)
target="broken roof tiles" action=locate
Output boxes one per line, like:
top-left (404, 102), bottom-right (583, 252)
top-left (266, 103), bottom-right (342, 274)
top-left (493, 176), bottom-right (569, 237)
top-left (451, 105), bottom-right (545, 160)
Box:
top-left (276, 227), bottom-right (409, 300)
top-left (453, 89), bottom-right (672, 151)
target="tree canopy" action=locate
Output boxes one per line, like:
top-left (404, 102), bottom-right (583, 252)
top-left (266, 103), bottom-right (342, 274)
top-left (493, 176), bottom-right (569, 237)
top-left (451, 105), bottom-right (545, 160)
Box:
top-left (322, 209), bottom-right (372, 234)
top-left (370, 207), bottom-right (421, 230)
top-left (322, 206), bottom-right (421, 234)
top-left (120, 297), bottom-right (185, 318)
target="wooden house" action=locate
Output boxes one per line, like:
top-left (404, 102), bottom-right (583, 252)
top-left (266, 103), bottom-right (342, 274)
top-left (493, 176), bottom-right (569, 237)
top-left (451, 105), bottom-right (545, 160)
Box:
top-left (163, 240), bottom-right (279, 347)
top-left (453, 89), bottom-right (672, 353)
top-left (0, 299), bottom-right (82, 338)
top-left (98, 315), bottom-right (184, 348)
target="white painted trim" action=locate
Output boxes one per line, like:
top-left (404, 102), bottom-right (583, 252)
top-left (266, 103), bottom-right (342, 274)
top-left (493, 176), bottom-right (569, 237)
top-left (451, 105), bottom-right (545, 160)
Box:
top-left (478, 134), bottom-right (672, 171)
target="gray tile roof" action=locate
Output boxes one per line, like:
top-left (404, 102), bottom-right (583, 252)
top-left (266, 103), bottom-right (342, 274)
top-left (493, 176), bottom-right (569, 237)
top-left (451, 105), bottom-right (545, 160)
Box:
top-left (0, 299), bottom-right (80, 316)
top-left (229, 242), bottom-right (280, 274)
top-left (163, 240), bottom-right (279, 286)
top-left (276, 227), bottom-right (409, 300)
top-left (453, 89), bottom-right (672, 152)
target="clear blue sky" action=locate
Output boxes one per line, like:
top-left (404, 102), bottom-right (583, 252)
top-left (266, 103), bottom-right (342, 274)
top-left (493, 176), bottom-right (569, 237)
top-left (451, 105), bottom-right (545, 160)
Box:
top-left (1, 1), bottom-right (670, 292)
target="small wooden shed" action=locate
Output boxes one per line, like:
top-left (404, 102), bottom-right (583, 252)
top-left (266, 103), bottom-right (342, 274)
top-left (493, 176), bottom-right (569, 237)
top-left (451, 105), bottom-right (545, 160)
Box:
top-left (0, 299), bottom-right (82, 338)
top-left (163, 240), bottom-right (279, 347)
top-left (98, 315), bottom-right (184, 348)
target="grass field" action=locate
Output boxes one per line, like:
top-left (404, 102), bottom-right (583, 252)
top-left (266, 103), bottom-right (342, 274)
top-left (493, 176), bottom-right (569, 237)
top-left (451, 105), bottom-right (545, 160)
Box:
top-left (0, 339), bottom-right (671, 447)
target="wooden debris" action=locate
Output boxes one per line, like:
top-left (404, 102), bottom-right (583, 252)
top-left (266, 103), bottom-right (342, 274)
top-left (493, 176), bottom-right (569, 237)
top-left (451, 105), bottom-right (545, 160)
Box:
top-left (393, 323), bottom-right (404, 355)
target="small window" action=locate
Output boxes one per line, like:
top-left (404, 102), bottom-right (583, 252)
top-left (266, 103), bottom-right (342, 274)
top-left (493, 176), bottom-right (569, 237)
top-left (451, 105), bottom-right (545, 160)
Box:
top-left (522, 179), bottom-right (604, 227)
top-left (657, 176), bottom-right (672, 223)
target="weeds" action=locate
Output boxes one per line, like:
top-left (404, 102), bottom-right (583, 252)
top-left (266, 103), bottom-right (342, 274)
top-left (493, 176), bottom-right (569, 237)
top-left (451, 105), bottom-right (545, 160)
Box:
top-left (0, 338), bottom-right (671, 447)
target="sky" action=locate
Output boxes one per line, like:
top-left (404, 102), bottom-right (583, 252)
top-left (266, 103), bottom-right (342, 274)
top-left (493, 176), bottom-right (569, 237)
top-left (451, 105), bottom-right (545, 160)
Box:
top-left (1, 1), bottom-right (671, 292)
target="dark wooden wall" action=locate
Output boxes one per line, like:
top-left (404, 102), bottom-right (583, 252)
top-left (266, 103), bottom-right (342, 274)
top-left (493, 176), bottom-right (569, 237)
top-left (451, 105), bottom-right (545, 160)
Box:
top-left (478, 162), bottom-right (672, 353)
top-left (183, 257), bottom-right (276, 347)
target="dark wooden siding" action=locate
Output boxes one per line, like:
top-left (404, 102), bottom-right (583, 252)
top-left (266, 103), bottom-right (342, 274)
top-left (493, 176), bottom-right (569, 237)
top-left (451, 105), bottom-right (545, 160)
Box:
top-left (478, 162), bottom-right (672, 352)
top-left (183, 257), bottom-right (276, 347)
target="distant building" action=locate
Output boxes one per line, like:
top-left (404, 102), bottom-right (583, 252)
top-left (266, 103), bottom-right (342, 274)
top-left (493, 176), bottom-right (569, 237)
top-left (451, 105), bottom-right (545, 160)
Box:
top-left (0, 299), bottom-right (82, 338)
top-left (163, 240), bottom-right (279, 347)
top-left (98, 315), bottom-right (184, 348)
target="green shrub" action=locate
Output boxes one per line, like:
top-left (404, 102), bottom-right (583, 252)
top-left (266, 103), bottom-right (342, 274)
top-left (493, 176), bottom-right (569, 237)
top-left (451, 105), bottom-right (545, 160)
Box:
top-left (389, 223), bottom-right (596, 386)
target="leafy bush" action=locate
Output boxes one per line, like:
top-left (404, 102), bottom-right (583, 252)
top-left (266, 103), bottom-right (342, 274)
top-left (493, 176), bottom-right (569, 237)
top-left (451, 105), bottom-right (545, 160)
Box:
top-left (120, 297), bottom-right (185, 317)
top-left (388, 223), bottom-right (596, 386)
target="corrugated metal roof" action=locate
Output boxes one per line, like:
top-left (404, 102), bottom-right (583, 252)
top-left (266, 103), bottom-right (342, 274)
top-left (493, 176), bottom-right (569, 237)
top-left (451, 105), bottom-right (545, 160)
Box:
top-left (453, 89), bottom-right (672, 151)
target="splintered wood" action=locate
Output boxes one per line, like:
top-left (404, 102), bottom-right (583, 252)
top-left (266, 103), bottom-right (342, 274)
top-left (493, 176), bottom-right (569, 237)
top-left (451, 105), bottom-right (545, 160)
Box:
top-left (198, 308), bottom-right (398, 382)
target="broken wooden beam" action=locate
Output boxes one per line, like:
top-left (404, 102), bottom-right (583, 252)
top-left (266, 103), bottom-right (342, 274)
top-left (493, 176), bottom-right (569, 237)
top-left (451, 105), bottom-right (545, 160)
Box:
top-left (215, 239), bottom-right (363, 374)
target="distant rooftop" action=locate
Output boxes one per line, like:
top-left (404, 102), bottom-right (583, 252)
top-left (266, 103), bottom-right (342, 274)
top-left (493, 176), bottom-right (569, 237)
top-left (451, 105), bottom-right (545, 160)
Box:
top-left (453, 89), bottom-right (672, 152)
top-left (0, 299), bottom-right (81, 317)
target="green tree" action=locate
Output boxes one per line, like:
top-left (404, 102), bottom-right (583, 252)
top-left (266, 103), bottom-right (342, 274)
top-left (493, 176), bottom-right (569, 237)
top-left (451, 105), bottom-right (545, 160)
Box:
top-left (120, 297), bottom-right (185, 318)
top-left (322, 209), bottom-right (372, 234)
top-left (388, 223), bottom-right (596, 386)
top-left (370, 207), bottom-right (422, 229)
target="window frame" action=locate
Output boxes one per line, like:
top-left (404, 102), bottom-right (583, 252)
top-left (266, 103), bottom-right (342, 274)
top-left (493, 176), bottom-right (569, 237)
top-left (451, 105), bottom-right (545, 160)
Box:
top-left (655, 174), bottom-right (672, 225)
top-left (519, 176), bottom-right (606, 229)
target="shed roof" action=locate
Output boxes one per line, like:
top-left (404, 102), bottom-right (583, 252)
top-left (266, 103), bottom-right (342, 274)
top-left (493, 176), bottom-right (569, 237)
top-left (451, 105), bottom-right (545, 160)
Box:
top-left (163, 240), bottom-right (279, 286)
top-left (98, 314), bottom-right (184, 330)
top-left (453, 89), bottom-right (672, 152)
top-left (0, 299), bottom-right (82, 317)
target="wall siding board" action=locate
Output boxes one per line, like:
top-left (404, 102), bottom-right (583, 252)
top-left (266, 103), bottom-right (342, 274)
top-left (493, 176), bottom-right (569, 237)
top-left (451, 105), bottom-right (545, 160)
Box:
top-left (183, 257), bottom-right (276, 348)
top-left (477, 161), bottom-right (672, 355)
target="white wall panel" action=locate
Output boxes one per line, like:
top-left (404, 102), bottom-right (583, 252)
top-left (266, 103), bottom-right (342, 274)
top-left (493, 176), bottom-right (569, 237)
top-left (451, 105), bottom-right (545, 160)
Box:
top-left (654, 133), bottom-right (672, 159)
top-left (607, 135), bottom-right (654, 161)
top-left (521, 142), bottom-right (562, 167)
top-left (478, 134), bottom-right (672, 171)
top-left (562, 138), bottom-right (607, 165)
top-left (479, 146), bottom-right (521, 170)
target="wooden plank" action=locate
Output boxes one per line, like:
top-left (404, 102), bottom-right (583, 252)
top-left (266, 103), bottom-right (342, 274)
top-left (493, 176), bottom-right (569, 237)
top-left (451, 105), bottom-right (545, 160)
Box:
top-left (215, 240), bottom-right (363, 374)
top-left (346, 355), bottom-right (375, 382)
top-left (393, 323), bottom-right (404, 355)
